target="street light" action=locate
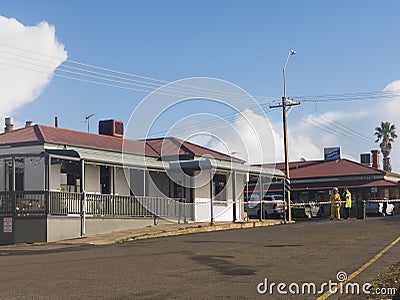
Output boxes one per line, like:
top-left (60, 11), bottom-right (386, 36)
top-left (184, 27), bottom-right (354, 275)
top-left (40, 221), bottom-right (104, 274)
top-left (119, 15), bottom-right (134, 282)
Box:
top-left (283, 50), bottom-right (296, 101)
top-left (282, 49), bottom-right (296, 222)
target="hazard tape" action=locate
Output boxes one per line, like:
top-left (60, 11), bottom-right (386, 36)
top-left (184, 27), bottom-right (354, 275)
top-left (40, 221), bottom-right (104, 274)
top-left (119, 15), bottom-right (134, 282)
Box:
top-left (290, 199), bottom-right (400, 207)
top-left (181, 198), bottom-right (400, 206)
top-left (365, 199), bottom-right (400, 203)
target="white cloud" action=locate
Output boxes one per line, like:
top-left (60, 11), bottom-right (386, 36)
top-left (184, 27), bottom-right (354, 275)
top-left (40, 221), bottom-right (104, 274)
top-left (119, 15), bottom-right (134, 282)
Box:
top-left (0, 16), bottom-right (67, 125)
top-left (206, 109), bottom-right (278, 164)
top-left (384, 80), bottom-right (400, 92)
top-left (285, 81), bottom-right (400, 172)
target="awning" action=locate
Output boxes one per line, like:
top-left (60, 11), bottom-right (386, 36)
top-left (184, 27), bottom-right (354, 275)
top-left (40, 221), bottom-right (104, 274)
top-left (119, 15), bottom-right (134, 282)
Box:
top-left (169, 158), bottom-right (286, 178)
top-left (45, 145), bottom-right (164, 170)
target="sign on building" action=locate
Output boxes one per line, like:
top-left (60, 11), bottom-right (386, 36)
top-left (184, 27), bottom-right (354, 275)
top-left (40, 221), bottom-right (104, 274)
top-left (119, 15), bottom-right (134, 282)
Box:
top-left (324, 147), bottom-right (341, 161)
top-left (3, 217), bottom-right (12, 233)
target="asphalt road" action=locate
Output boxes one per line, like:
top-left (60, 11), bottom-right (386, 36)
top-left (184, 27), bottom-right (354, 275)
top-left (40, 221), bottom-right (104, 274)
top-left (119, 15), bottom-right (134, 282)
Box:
top-left (1, 216), bottom-right (399, 299)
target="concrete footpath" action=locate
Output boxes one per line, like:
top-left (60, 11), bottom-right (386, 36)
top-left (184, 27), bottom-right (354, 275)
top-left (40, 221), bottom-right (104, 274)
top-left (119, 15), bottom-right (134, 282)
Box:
top-left (0, 219), bottom-right (287, 251)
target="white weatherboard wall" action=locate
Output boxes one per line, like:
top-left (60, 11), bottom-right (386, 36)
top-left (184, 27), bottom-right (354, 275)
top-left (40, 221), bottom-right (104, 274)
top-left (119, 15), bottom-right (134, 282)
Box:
top-left (194, 198), bottom-right (233, 222)
top-left (49, 163), bottom-right (61, 191)
top-left (130, 169), bottom-right (144, 196)
top-left (192, 170), bottom-right (233, 222)
top-left (85, 164), bottom-right (100, 193)
top-left (234, 173), bottom-right (246, 221)
top-left (0, 145), bottom-right (44, 156)
top-left (114, 167), bottom-right (130, 196)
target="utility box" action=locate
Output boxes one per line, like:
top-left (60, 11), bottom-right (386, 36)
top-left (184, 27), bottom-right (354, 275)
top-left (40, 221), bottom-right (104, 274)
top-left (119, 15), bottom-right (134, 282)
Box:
top-left (99, 119), bottom-right (124, 138)
top-left (356, 199), bottom-right (366, 219)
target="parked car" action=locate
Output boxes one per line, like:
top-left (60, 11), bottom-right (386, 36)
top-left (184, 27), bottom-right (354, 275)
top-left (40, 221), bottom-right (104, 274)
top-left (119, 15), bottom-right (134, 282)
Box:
top-left (245, 194), bottom-right (285, 219)
top-left (365, 197), bottom-right (395, 216)
top-left (291, 201), bottom-right (306, 218)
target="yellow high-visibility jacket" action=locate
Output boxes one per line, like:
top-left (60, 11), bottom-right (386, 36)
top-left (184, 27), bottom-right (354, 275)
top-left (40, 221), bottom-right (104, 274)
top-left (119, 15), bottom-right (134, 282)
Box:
top-left (344, 191), bottom-right (352, 208)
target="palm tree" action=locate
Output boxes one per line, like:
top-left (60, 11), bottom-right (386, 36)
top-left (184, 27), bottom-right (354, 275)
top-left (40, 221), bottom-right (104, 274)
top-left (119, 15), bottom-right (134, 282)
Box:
top-left (374, 121), bottom-right (397, 172)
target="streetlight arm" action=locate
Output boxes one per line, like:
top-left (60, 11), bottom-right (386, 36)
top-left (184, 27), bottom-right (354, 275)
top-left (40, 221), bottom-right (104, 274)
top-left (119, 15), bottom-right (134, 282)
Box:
top-left (283, 50), bottom-right (296, 99)
top-left (283, 53), bottom-right (290, 99)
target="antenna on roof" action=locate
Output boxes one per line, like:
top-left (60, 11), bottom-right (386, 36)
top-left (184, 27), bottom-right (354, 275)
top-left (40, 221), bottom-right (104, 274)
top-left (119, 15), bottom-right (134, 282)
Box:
top-left (84, 113), bottom-right (94, 133)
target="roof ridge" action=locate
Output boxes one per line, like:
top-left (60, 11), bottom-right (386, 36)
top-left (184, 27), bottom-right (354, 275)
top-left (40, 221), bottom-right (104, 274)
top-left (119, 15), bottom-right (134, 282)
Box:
top-left (34, 124), bottom-right (45, 141)
top-left (169, 137), bottom-right (194, 156)
top-left (143, 137), bottom-right (233, 157)
top-left (145, 140), bottom-right (161, 156)
top-left (175, 137), bottom-right (240, 160)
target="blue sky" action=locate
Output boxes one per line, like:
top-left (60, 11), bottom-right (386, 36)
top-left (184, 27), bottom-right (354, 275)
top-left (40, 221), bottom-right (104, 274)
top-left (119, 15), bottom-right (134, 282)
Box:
top-left (1, 1), bottom-right (400, 170)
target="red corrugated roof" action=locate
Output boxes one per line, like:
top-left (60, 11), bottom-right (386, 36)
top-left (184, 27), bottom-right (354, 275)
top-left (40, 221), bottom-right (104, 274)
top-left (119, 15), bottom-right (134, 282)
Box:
top-left (0, 125), bottom-right (239, 161)
top-left (0, 125), bottom-right (158, 156)
top-left (266, 179), bottom-right (398, 193)
top-left (145, 137), bottom-right (243, 162)
top-left (260, 159), bottom-right (388, 178)
top-left (0, 125), bottom-right (41, 144)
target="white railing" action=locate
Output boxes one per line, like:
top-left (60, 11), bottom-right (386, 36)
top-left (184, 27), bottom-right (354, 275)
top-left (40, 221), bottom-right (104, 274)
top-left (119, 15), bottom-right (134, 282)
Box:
top-left (0, 191), bottom-right (193, 221)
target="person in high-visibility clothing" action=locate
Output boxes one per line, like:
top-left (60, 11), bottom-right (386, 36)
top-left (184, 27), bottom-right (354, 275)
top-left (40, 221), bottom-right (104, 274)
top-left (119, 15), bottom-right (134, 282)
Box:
top-left (343, 187), bottom-right (352, 219)
top-left (330, 187), bottom-right (342, 220)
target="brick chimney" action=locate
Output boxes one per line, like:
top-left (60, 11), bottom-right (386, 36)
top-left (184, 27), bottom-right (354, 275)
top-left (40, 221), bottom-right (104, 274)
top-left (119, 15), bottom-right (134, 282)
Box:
top-left (371, 149), bottom-right (381, 169)
top-left (4, 117), bottom-right (14, 133)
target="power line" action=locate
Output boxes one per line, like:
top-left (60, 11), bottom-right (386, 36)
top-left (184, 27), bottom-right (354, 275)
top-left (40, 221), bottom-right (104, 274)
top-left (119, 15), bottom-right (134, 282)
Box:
top-left (0, 50), bottom-right (384, 145)
top-left (298, 90), bottom-right (400, 103)
top-left (0, 52), bottom-right (265, 101)
top-left (320, 115), bottom-right (374, 144)
top-left (2, 43), bottom-right (400, 105)
top-left (144, 104), bottom-right (276, 139)
top-left (5, 42), bottom-right (400, 105)
top-left (0, 43), bottom-right (275, 103)
top-left (302, 118), bottom-right (375, 147)
top-left (302, 119), bottom-right (358, 144)
top-left (0, 42), bottom-right (397, 147)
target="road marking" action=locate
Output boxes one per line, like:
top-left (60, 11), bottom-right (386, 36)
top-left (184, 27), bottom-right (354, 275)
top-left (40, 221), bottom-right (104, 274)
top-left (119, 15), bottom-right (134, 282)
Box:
top-left (317, 235), bottom-right (400, 300)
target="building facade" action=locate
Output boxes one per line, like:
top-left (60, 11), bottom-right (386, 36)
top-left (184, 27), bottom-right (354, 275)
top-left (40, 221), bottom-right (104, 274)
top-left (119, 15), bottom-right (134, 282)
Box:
top-left (0, 119), bottom-right (285, 244)
top-left (258, 155), bottom-right (400, 210)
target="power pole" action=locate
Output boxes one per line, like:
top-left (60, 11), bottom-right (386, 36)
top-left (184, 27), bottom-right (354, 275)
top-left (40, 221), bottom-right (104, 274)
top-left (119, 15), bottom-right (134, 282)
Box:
top-left (271, 97), bottom-right (300, 222)
top-left (270, 50), bottom-right (300, 222)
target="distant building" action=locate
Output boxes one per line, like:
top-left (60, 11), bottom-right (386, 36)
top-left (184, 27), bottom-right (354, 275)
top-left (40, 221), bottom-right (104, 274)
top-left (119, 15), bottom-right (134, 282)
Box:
top-left (258, 155), bottom-right (400, 203)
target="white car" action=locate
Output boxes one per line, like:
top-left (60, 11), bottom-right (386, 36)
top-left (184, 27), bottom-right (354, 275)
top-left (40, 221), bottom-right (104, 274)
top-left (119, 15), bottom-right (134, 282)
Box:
top-left (365, 198), bottom-right (395, 216)
top-left (245, 194), bottom-right (285, 219)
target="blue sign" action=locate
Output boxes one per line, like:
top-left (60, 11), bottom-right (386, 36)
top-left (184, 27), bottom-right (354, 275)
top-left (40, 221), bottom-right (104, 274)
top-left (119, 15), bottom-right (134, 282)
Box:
top-left (324, 147), bottom-right (341, 161)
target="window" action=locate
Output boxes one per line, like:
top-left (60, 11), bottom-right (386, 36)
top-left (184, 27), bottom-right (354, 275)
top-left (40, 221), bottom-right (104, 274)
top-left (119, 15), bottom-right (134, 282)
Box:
top-left (173, 181), bottom-right (184, 199)
top-left (171, 177), bottom-right (194, 203)
top-left (5, 158), bottom-right (24, 191)
top-left (213, 174), bottom-right (226, 201)
top-left (15, 159), bottom-right (24, 191)
top-left (51, 158), bottom-right (80, 192)
top-left (100, 166), bottom-right (111, 194)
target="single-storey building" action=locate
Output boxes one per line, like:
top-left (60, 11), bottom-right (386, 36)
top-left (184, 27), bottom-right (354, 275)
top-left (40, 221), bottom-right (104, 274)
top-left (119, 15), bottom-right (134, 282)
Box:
top-left (254, 150), bottom-right (400, 207)
top-left (0, 118), bottom-right (285, 245)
